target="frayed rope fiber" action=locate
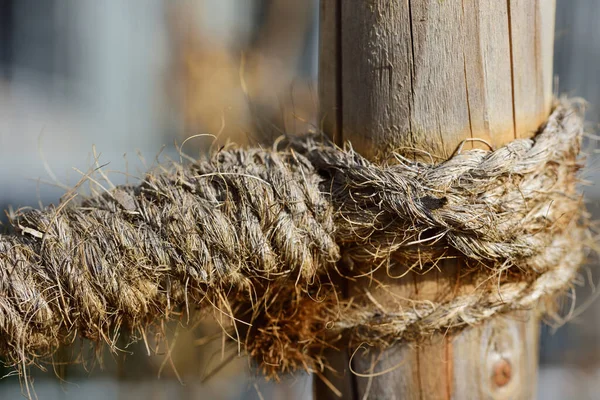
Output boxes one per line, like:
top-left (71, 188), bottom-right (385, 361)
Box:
top-left (0, 100), bottom-right (590, 376)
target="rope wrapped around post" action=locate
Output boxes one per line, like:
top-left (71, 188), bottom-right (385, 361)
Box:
top-left (0, 100), bottom-right (591, 376)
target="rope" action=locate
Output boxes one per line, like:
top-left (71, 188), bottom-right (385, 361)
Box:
top-left (0, 100), bottom-right (589, 376)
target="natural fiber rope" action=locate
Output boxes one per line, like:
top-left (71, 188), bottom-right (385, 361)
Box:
top-left (0, 100), bottom-right (590, 376)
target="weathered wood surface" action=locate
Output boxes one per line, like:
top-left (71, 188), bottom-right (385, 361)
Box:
top-left (315, 1), bottom-right (555, 399)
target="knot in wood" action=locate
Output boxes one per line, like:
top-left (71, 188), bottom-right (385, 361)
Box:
top-left (492, 358), bottom-right (512, 387)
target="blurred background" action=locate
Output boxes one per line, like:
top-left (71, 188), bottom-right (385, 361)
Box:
top-left (0, 0), bottom-right (599, 399)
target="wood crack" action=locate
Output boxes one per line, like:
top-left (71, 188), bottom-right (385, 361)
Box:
top-left (507, 0), bottom-right (518, 139)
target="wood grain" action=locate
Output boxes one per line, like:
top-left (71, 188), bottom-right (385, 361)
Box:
top-left (316, 0), bottom-right (555, 399)
top-left (318, 0), bottom-right (341, 145)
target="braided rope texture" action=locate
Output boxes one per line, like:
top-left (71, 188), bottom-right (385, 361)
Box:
top-left (0, 100), bottom-right (589, 376)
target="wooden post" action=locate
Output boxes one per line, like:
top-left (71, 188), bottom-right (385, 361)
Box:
top-left (316, 1), bottom-right (556, 399)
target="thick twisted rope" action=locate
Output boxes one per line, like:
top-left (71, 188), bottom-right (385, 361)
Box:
top-left (0, 100), bottom-right (589, 375)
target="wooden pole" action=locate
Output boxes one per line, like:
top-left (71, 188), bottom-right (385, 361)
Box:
top-left (316, 1), bottom-right (556, 399)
